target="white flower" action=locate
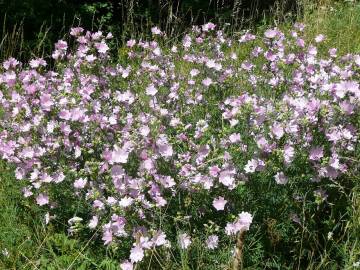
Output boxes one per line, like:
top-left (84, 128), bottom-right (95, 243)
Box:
top-left (2, 248), bottom-right (9, 257)
top-left (74, 146), bottom-right (82, 158)
top-left (88, 216), bottom-right (99, 229)
top-left (244, 159), bottom-right (258, 173)
top-left (68, 216), bottom-right (83, 225)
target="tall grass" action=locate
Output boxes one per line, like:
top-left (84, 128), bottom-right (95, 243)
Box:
top-left (0, 15), bottom-right (54, 62)
top-left (303, 2), bottom-right (360, 269)
top-left (0, 0), bottom-right (301, 62)
top-left (0, 16), bottom-right (24, 61)
top-left (302, 0), bottom-right (360, 54)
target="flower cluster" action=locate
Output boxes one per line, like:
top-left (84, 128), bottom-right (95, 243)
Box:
top-left (0, 22), bottom-right (359, 267)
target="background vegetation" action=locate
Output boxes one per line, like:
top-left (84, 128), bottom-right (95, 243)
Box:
top-left (0, 0), bottom-right (299, 61)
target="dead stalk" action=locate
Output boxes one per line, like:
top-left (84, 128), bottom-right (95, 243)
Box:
top-left (232, 230), bottom-right (246, 270)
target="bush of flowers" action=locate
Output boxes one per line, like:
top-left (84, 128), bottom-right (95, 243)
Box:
top-left (0, 23), bottom-right (359, 268)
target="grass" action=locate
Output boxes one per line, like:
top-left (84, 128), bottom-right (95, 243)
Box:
top-left (302, 0), bottom-right (360, 54)
top-left (0, 162), bottom-right (120, 269)
top-left (0, 1), bottom-right (360, 269)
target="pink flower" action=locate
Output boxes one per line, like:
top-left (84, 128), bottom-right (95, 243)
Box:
top-left (296, 38), bottom-right (305, 47)
top-left (328, 48), bottom-right (337, 57)
top-left (102, 230), bottom-right (113, 245)
top-left (130, 245), bottom-right (144, 262)
top-left (225, 212), bottom-right (253, 235)
top-left (74, 178), bottom-right (87, 189)
top-left (119, 197), bottom-right (134, 208)
top-left (338, 81), bottom-right (358, 98)
top-left (151, 26), bottom-right (162, 35)
top-left (93, 200), bottom-right (105, 210)
top-left (238, 212), bottom-right (253, 230)
top-left (153, 47), bottom-right (161, 56)
top-left (111, 145), bottom-right (129, 164)
top-left (190, 69), bottom-right (199, 77)
top-left (229, 133), bottom-right (241, 143)
top-left (154, 196), bottom-right (167, 207)
top-left (179, 233), bottom-right (191, 249)
top-left (183, 35), bottom-right (192, 48)
top-left (219, 170), bottom-right (235, 187)
top-left (30, 58), bottom-right (46, 68)
top-left (309, 147), bottom-right (324, 161)
top-left (120, 260), bottom-right (133, 270)
top-left (139, 125), bottom-right (150, 136)
top-left (355, 55), bottom-right (360, 66)
top-left (70, 27), bottom-right (84, 36)
top-left (40, 94), bottom-right (54, 111)
top-left (271, 123), bottom-right (284, 139)
top-left (55, 40), bottom-right (68, 51)
top-left (206, 59), bottom-right (216, 69)
top-left (95, 41), bottom-right (109, 54)
top-left (202, 77), bottom-right (213, 87)
top-left (196, 144), bottom-right (210, 163)
top-left (111, 165), bottom-right (125, 178)
top-left (156, 135), bottom-right (173, 158)
top-left (3, 57), bottom-right (20, 70)
top-left (145, 84), bottom-right (158, 96)
top-left (209, 165), bottom-right (221, 177)
top-left (264, 28), bottom-right (278, 38)
top-left (152, 231), bottom-right (167, 246)
top-left (85, 54), bottom-right (97, 62)
top-left (213, 196), bottom-right (227, 211)
top-left (274, 172), bottom-right (288, 185)
top-left (315, 34), bottom-right (325, 43)
top-left (284, 145), bottom-right (295, 164)
top-left (127, 39), bottom-right (136, 47)
top-left (141, 158), bottom-right (155, 172)
top-left (202, 22), bottom-right (216, 32)
top-left (206, 235), bottom-right (219, 249)
top-left (74, 146), bottom-right (82, 158)
top-left (36, 193), bottom-right (49, 206)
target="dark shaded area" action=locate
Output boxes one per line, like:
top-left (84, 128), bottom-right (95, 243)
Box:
top-left (0, 0), bottom-right (299, 60)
